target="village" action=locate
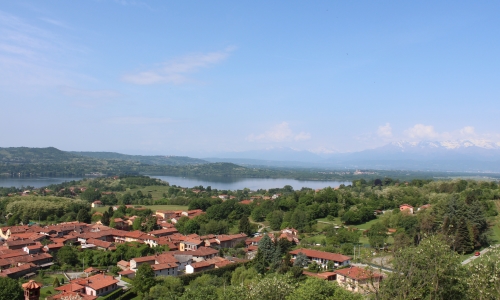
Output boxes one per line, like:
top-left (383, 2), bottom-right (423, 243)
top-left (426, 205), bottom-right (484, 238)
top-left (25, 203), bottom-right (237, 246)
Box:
top-left (0, 204), bottom-right (385, 300)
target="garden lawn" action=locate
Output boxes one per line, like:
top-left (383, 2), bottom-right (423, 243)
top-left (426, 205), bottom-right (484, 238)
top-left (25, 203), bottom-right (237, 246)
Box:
top-left (37, 273), bottom-right (68, 299)
top-left (350, 217), bottom-right (381, 230)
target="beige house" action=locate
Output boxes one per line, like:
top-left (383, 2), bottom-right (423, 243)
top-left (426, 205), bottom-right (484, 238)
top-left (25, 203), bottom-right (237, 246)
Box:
top-left (334, 266), bottom-right (383, 294)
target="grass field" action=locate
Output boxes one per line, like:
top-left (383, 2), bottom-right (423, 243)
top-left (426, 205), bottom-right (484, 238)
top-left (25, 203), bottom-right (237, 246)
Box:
top-left (123, 185), bottom-right (172, 201)
top-left (93, 204), bottom-right (188, 213)
top-left (37, 273), bottom-right (67, 299)
top-left (316, 216), bottom-right (381, 230)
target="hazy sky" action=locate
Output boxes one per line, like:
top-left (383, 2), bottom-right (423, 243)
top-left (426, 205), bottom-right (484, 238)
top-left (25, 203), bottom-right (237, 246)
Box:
top-left (1, 1), bottom-right (499, 156)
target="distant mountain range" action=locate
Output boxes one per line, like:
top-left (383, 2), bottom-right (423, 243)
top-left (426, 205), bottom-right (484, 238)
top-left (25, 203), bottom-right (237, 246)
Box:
top-left (206, 140), bottom-right (500, 172)
top-left (1, 140), bottom-right (499, 174)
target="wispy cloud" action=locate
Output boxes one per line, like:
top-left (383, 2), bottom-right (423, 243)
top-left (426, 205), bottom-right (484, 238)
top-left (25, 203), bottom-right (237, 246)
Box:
top-left (0, 10), bottom-right (81, 88)
top-left (247, 122), bottom-right (311, 142)
top-left (377, 123), bottom-right (392, 138)
top-left (404, 124), bottom-right (439, 139)
top-left (122, 47), bottom-right (236, 85)
top-left (108, 116), bottom-right (175, 125)
top-left (400, 124), bottom-right (500, 144)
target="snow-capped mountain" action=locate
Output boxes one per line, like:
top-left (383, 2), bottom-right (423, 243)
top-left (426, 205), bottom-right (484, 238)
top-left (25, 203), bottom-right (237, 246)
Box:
top-left (322, 140), bottom-right (500, 172)
top-left (386, 140), bottom-right (500, 151)
top-left (205, 141), bottom-right (500, 172)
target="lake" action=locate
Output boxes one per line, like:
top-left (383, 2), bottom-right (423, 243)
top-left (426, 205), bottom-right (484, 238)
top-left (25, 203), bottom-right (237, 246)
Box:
top-left (0, 175), bottom-right (350, 190)
top-left (0, 177), bottom-right (84, 189)
top-left (149, 175), bottom-right (350, 191)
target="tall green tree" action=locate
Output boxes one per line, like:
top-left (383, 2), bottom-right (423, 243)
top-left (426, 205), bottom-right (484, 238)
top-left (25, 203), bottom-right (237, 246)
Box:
top-left (149, 276), bottom-right (184, 300)
top-left (379, 235), bottom-right (467, 300)
top-left (101, 211), bottom-right (110, 226)
top-left (0, 277), bottom-right (23, 300)
top-left (454, 218), bottom-right (474, 253)
top-left (238, 215), bottom-right (252, 236)
top-left (133, 263), bottom-right (156, 296)
top-left (367, 222), bottom-right (388, 249)
top-left (57, 246), bottom-right (78, 266)
top-left (77, 208), bottom-right (91, 223)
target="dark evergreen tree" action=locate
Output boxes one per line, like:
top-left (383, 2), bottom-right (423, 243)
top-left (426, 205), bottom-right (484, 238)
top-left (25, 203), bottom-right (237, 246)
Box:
top-left (258, 234), bottom-right (276, 262)
top-left (454, 218), bottom-right (473, 253)
top-left (77, 208), bottom-right (91, 223)
top-left (101, 211), bottom-right (110, 226)
top-left (238, 215), bottom-right (252, 236)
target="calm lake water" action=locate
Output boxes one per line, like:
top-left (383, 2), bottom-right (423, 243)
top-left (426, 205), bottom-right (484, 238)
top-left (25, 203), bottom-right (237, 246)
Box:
top-left (0, 177), bottom-right (84, 188)
top-left (149, 175), bottom-right (350, 191)
top-left (0, 176), bottom-right (350, 190)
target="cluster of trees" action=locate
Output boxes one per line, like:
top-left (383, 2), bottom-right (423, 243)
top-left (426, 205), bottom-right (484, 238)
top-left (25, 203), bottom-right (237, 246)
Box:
top-left (120, 176), bottom-right (167, 187)
top-left (376, 235), bottom-right (500, 300)
top-left (2, 196), bottom-right (89, 225)
top-left (53, 242), bottom-right (168, 271)
top-left (134, 263), bottom-right (362, 300)
top-left (365, 189), bottom-right (491, 253)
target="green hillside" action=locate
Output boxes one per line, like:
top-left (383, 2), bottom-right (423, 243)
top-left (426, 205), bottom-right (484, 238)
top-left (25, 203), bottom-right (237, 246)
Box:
top-left (73, 151), bottom-right (208, 166)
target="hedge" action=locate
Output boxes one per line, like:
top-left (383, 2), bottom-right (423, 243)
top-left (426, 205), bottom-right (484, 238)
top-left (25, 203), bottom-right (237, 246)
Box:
top-left (116, 290), bottom-right (136, 300)
top-left (99, 288), bottom-right (125, 300)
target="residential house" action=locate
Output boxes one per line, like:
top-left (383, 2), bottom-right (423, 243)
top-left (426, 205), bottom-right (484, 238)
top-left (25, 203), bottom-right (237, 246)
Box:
top-left (185, 261), bottom-right (215, 274)
top-left (399, 204), bottom-right (414, 214)
top-left (171, 247), bottom-right (218, 263)
top-left (91, 201), bottom-right (103, 208)
top-left (4, 239), bottom-right (36, 250)
top-left (334, 266), bottom-right (383, 294)
top-left (179, 239), bottom-right (204, 251)
top-left (303, 271), bottom-right (337, 281)
top-left (213, 233), bottom-right (247, 248)
top-left (61, 274), bottom-right (119, 297)
top-left (130, 253), bottom-right (179, 276)
top-left (289, 249), bottom-right (351, 269)
top-left (0, 263), bottom-right (37, 279)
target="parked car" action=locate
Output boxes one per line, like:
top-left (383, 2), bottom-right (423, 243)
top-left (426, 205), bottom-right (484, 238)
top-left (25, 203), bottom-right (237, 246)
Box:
top-left (474, 251), bottom-right (481, 256)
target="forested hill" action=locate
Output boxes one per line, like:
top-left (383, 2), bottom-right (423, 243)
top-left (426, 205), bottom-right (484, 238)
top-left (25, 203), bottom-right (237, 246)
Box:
top-left (0, 147), bottom-right (82, 164)
top-left (1, 147), bottom-right (497, 181)
top-left (73, 151), bottom-right (208, 166)
top-left (0, 147), bottom-right (285, 178)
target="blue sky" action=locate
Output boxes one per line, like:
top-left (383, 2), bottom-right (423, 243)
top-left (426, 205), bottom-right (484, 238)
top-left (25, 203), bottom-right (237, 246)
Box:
top-left (1, 1), bottom-right (499, 156)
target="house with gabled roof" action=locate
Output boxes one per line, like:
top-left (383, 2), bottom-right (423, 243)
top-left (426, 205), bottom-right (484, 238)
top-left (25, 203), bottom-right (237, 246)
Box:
top-left (334, 266), bottom-right (383, 293)
top-left (62, 273), bottom-right (119, 297)
top-left (185, 261), bottom-right (215, 274)
top-left (289, 248), bottom-right (351, 269)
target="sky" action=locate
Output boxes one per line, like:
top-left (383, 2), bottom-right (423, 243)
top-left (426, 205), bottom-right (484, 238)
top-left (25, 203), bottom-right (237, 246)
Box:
top-left (1, 1), bottom-right (499, 156)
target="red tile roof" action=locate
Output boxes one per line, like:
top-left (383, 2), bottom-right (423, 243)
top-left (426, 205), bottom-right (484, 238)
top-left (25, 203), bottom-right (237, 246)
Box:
top-left (72, 273), bottom-right (118, 291)
top-left (334, 266), bottom-right (383, 280)
top-left (190, 261), bottom-right (214, 269)
top-left (289, 249), bottom-right (351, 263)
top-left (152, 262), bottom-right (178, 270)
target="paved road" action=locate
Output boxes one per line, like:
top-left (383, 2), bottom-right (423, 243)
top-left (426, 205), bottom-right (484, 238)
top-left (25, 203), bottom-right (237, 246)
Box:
top-left (115, 277), bottom-right (130, 289)
top-left (461, 245), bottom-right (499, 265)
